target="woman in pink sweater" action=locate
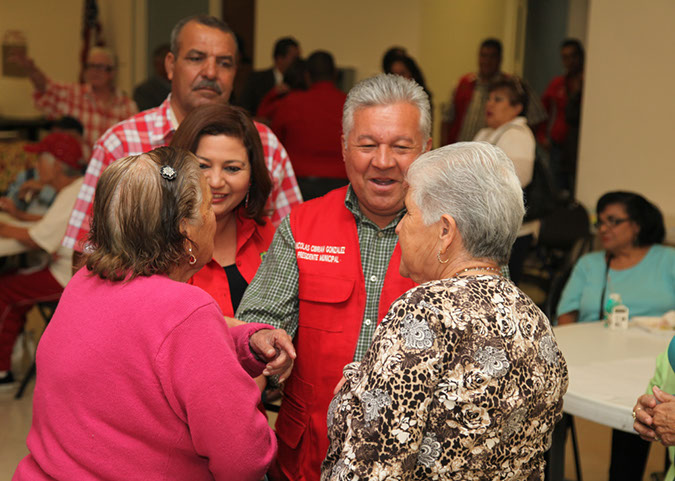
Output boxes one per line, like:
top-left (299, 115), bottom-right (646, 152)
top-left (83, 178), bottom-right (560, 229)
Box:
top-left (14, 147), bottom-right (295, 481)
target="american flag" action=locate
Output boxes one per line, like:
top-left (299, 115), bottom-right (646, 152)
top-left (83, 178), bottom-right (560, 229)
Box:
top-left (79, 0), bottom-right (104, 83)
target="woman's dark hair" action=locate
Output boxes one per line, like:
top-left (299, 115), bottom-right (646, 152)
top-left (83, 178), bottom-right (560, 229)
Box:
top-left (561, 38), bottom-right (585, 66)
top-left (170, 104), bottom-right (272, 224)
top-left (387, 54), bottom-right (433, 109)
top-left (597, 191), bottom-right (665, 246)
top-left (86, 147), bottom-right (204, 281)
top-left (488, 76), bottom-right (529, 117)
top-left (382, 46), bottom-right (407, 73)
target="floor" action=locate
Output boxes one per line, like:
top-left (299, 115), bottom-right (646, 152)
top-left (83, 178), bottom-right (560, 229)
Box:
top-left (0, 303), bottom-right (669, 480)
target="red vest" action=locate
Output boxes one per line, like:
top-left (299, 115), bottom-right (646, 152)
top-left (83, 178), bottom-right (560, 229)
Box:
top-left (189, 211), bottom-right (275, 317)
top-left (275, 187), bottom-right (416, 481)
top-left (443, 73), bottom-right (476, 145)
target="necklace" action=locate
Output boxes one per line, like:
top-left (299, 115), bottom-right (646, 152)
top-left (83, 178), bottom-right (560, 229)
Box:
top-left (453, 266), bottom-right (501, 277)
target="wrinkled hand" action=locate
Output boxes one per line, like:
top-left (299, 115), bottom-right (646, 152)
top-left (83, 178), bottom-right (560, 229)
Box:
top-left (651, 387), bottom-right (675, 446)
top-left (249, 329), bottom-right (296, 383)
top-left (0, 197), bottom-right (18, 217)
top-left (633, 393), bottom-right (658, 442)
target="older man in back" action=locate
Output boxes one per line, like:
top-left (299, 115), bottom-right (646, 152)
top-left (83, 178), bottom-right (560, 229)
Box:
top-left (441, 38), bottom-right (546, 145)
top-left (237, 74), bottom-right (432, 481)
top-left (62, 15), bottom-right (301, 255)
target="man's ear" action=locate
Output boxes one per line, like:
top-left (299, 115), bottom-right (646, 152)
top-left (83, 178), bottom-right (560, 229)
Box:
top-left (165, 52), bottom-right (176, 82)
top-left (424, 137), bottom-right (433, 153)
top-left (341, 134), bottom-right (347, 163)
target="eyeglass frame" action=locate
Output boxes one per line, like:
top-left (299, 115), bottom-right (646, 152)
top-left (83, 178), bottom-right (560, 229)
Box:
top-left (86, 63), bottom-right (115, 73)
top-left (593, 217), bottom-right (631, 229)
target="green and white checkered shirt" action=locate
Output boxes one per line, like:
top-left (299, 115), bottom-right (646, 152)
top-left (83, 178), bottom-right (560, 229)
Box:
top-left (237, 186), bottom-right (403, 362)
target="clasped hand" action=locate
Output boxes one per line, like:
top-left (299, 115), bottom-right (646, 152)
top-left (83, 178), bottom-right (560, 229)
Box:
top-left (633, 386), bottom-right (675, 446)
top-left (249, 328), bottom-right (296, 383)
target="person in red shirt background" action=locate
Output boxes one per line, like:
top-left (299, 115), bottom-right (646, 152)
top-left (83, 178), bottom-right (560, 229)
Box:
top-left (538, 38), bottom-right (584, 195)
top-left (271, 51), bottom-right (348, 200)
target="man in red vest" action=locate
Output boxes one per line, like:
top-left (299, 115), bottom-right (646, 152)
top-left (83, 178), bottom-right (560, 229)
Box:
top-left (440, 38), bottom-right (547, 146)
top-left (237, 73), bottom-right (432, 481)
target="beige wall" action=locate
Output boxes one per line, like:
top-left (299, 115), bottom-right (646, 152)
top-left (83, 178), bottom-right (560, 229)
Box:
top-left (0, 0), bottom-right (140, 118)
top-left (255, 0), bottom-right (521, 144)
top-left (576, 0), bottom-right (675, 227)
top-left (255, 0), bottom-right (422, 79)
top-left (1, 1), bottom-right (81, 117)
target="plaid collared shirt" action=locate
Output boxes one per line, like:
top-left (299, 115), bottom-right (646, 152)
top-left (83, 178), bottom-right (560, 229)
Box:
top-left (62, 96), bottom-right (302, 251)
top-left (34, 80), bottom-right (138, 148)
top-left (237, 186), bottom-right (403, 362)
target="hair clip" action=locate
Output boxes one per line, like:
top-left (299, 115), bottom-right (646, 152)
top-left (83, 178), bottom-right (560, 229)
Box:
top-left (160, 165), bottom-right (177, 181)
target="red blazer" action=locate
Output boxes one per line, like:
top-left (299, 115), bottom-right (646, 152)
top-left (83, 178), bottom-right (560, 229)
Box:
top-left (189, 211), bottom-right (276, 317)
top-left (275, 186), bottom-right (416, 481)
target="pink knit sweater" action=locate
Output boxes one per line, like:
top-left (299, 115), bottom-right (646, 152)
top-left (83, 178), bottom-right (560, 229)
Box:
top-left (14, 269), bottom-right (276, 480)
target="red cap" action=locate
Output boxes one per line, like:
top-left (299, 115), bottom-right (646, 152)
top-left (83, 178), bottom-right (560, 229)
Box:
top-left (24, 132), bottom-right (83, 170)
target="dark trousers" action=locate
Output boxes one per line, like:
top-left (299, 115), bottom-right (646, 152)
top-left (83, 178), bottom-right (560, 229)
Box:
top-left (609, 428), bottom-right (651, 481)
top-left (0, 268), bottom-right (63, 371)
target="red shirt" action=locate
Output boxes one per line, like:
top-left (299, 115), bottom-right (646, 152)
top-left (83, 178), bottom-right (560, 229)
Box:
top-left (272, 81), bottom-right (347, 179)
top-left (540, 75), bottom-right (570, 144)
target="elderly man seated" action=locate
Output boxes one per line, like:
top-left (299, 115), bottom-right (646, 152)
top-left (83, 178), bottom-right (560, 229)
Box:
top-left (0, 132), bottom-right (83, 386)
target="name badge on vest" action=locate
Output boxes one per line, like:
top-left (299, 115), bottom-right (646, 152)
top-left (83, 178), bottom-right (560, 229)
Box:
top-left (295, 242), bottom-right (346, 264)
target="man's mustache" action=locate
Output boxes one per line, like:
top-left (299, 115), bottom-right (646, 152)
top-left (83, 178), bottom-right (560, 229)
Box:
top-left (193, 79), bottom-right (222, 94)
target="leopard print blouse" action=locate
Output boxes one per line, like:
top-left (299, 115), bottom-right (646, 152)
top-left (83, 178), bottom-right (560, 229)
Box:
top-left (322, 275), bottom-right (568, 481)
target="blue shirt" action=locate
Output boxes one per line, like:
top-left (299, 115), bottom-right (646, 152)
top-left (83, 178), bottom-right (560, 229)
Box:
top-left (557, 245), bottom-right (675, 323)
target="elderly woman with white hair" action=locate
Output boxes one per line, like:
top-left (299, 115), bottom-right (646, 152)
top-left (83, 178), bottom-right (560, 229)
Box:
top-left (322, 142), bottom-right (568, 480)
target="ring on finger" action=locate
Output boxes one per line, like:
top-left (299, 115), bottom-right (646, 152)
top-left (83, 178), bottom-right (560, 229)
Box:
top-left (632, 411), bottom-right (637, 420)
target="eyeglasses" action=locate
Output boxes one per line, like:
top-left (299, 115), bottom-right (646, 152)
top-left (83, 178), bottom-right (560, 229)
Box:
top-left (594, 217), bottom-right (630, 229)
top-left (86, 63), bottom-right (114, 72)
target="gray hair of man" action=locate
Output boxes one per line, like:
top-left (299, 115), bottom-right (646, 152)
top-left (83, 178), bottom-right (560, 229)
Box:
top-left (342, 73), bottom-right (431, 143)
top-left (406, 142), bottom-right (525, 265)
top-left (170, 15), bottom-right (237, 55)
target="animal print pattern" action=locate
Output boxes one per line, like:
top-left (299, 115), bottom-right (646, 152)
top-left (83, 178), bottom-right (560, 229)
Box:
top-left (321, 275), bottom-right (568, 480)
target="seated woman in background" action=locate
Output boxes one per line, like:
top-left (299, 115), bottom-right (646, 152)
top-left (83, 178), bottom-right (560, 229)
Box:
top-left (322, 142), bottom-right (568, 480)
top-left (171, 104), bottom-right (275, 319)
top-left (557, 191), bottom-right (675, 481)
top-left (557, 191), bottom-right (675, 324)
top-left (473, 77), bottom-right (535, 285)
top-left (14, 147), bottom-right (295, 481)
